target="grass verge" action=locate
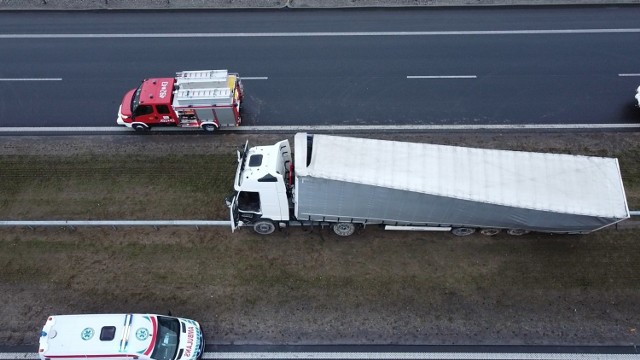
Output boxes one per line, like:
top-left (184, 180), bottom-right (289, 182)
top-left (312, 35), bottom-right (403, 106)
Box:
top-left (0, 154), bottom-right (236, 220)
top-left (1, 134), bottom-right (640, 346)
top-left (0, 226), bottom-right (639, 345)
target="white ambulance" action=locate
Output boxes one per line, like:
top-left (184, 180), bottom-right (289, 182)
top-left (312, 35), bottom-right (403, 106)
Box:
top-left (39, 314), bottom-right (204, 360)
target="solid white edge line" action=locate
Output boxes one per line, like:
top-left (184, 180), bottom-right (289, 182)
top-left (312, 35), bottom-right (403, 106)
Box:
top-left (0, 78), bottom-right (62, 81)
top-left (3, 352), bottom-right (639, 360)
top-left (2, 124), bottom-right (640, 133)
top-left (407, 75), bottom-right (477, 79)
top-left (202, 352), bottom-right (640, 360)
top-left (1, 29), bottom-right (640, 38)
top-left (618, 73), bottom-right (640, 77)
top-left (0, 355), bottom-right (38, 360)
top-left (224, 124), bottom-right (640, 130)
top-left (242, 77), bottom-right (269, 80)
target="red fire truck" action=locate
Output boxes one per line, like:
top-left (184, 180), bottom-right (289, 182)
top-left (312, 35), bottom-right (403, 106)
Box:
top-left (117, 69), bottom-right (243, 132)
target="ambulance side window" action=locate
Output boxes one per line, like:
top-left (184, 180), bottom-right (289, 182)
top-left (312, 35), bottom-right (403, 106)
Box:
top-left (156, 105), bottom-right (170, 114)
top-left (100, 326), bottom-right (116, 341)
top-left (133, 105), bottom-right (153, 117)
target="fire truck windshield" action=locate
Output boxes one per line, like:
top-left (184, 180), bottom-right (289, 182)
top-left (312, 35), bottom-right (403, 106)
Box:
top-left (130, 85), bottom-right (143, 114)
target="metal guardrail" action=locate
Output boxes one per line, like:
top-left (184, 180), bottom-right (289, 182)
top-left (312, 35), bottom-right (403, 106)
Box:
top-left (1, 213), bottom-right (640, 228)
top-left (4, 123), bottom-right (640, 134)
top-left (0, 220), bottom-right (231, 227)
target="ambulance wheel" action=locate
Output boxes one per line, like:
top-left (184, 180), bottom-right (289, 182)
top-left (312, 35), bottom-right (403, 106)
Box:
top-left (480, 228), bottom-right (501, 236)
top-left (202, 124), bottom-right (218, 132)
top-left (253, 220), bottom-right (276, 235)
top-left (451, 227), bottom-right (476, 236)
top-left (333, 223), bottom-right (356, 237)
top-left (507, 228), bottom-right (530, 236)
top-left (133, 124), bottom-right (149, 132)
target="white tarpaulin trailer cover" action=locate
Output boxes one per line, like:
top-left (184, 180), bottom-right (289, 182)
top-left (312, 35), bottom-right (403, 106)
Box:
top-left (293, 133), bottom-right (629, 233)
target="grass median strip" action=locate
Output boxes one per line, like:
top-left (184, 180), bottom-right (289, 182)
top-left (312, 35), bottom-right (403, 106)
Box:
top-left (1, 134), bottom-right (640, 345)
top-left (1, 226), bottom-right (639, 345)
top-left (0, 154), bottom-right (237, 220)
top-left (1, 142), bottom-right (639, 219)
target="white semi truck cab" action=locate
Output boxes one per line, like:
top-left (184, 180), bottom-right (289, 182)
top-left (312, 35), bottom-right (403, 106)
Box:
top-left (229, 139), bottom-right (293, 233)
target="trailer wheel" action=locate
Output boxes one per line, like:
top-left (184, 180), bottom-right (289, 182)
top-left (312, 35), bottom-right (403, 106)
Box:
top-left (333, 223), bottom-right (356, 237)
top-left (507, 228), bottom-right (530, 236)
top-left (451, 227), bottom-right (476, 236)
top-left (202, 124), bottom-right (218, 132)
top-left (133, 123), bottom-right (149, 132)
top-left (480, 228), bottom-right (501, 236)
top-left (253, 220), bottom-right (276, 235)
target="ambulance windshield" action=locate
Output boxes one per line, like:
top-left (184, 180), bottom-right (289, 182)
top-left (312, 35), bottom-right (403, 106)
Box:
top-left (151, 316), bottom-right (180, 360)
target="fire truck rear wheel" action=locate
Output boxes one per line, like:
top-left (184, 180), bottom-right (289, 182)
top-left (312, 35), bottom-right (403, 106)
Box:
top-left (253, 220), bottom-right (276, 235)
top-left (202, 124), bottom-right (218, 132)
top-left (333, 223), bottom-right (356, 237)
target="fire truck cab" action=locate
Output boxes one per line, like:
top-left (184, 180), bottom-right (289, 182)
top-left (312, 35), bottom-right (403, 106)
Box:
top-left (117, 70), bottom-right (243, 132)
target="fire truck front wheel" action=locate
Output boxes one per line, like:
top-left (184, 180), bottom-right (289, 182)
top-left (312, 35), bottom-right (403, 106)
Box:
top-left (202, 124), bottom-right (218, 132)
top-left (132, 123), bottom-right (150, 132)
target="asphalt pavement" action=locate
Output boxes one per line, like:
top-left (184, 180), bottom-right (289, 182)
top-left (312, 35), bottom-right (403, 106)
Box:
top-left (1, 8), bottom-right (639, 128)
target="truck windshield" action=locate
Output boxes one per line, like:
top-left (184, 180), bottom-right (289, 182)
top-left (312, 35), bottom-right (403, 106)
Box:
top-left (151, 316), bottom-right (180, 360)
top-left (130, 84), bottom-right (143, 115)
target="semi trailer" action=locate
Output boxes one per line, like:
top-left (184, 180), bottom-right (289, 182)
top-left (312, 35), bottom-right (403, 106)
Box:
top-left (227, 133), bottom-right (629, 236)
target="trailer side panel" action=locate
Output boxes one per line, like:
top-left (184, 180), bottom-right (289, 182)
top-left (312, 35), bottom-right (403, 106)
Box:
top-left (295, 176), bottom-right (622, 233)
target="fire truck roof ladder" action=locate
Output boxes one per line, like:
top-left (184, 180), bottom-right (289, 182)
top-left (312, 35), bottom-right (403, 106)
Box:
top-left (176, 70), bottom-right (228, 82)
top-left (175, 70), bottom-right (230, 90)
top-left (173, 88), bottom-right (233, 106)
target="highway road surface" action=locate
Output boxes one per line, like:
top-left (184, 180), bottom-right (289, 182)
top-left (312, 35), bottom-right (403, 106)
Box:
top-left (0, 7), bottom-right (639, 129)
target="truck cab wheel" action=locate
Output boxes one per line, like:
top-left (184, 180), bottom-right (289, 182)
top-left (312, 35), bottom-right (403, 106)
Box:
top-left (202, 124), bottom-right (218, 132)
top-left (333, 223), bottom-right (356, 237)
top-left (253, 220), bottom-right (276, 235)
top-left (507, 229), bottom-right (530, 236)
top-left (451, 227), bottom-right (476, 236)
